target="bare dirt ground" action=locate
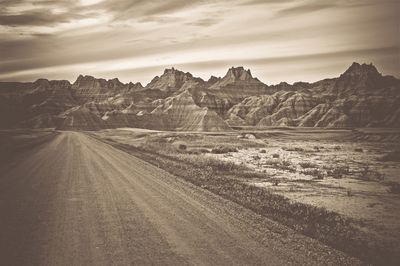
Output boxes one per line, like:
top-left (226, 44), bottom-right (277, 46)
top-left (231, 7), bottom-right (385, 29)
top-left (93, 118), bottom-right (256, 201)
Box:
top-left (208, 129), bottom-right (400, 243)
top-left (207, 130), bottom-right (400, 242)
top-left (93, 127), bottom-right (400, 264)
top-left (0, 130), bottom-right (360, 266)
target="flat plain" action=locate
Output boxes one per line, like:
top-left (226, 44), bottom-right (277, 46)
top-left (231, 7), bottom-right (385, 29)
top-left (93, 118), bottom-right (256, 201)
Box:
top-left (92, 127), bottom-right (400, 265)
top-left (0, 129), bottom-right (365, 266)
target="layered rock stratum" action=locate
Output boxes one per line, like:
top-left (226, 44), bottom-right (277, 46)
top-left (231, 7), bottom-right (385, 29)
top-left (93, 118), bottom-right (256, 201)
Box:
top-left (0, 63), bottom-right (399, 131)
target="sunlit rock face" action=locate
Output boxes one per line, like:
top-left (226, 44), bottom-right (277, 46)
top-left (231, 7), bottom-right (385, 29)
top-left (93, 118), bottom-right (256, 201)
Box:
top-left (229, 91), bottom-right (320, 127)
top-left (145, 68), bottom-right (199, 93)
top-left (227, 63), bottom-right (400, 128)
top-left (195, 67), bottom-right (269, 115)
top-left (71, 75), bottom-right (135, 103)
top-left (226, 95), bottom-right (277, 126)
top-left (150, 90), bottom-right (231, 131)
top-left (0, 63), bottom-right (399, 130)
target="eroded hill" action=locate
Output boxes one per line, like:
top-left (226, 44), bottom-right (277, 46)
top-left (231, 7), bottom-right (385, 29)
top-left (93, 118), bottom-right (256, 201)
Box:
top-left (0, 63), bottom-right (399, 131)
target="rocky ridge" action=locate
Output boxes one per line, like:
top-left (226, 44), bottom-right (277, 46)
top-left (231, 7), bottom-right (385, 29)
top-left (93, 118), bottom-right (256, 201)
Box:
top-left (0, 63), bottom-right (399, 131)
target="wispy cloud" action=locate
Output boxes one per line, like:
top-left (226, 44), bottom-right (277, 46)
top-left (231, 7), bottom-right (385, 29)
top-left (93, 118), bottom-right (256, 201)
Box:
top-left (0, 9), bottom-right (82, 26)
top-left (0, 0), bottom-right (398, 83)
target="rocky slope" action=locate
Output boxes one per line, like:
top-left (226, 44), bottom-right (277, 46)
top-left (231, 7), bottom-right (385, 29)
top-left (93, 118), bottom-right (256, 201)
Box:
top-left (0, 62), bottom-right (399, 130)
top-left (228, 63), bottom-right (400, 128)
top-left (150, 90), bottom-right (231, 131)
top-left (192, 67), bottom-right (270, 115)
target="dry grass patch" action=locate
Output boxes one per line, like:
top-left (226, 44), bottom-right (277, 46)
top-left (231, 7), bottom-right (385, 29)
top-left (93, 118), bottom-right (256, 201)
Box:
top-left (299, 161), bottom-right (318, 169)
top-left (301, 169), bottom-right (324, 179)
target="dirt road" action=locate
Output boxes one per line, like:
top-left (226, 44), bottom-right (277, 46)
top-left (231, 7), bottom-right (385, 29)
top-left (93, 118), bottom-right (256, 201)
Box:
top-left (0, 131), bottom-right (358, 265)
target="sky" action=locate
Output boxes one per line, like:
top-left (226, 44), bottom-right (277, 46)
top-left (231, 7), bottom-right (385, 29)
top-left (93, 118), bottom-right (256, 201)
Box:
top-left (0, 0), bottom-right (399, 85)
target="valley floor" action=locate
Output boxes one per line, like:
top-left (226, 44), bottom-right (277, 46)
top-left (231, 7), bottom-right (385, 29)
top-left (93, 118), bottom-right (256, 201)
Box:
top-left (0, 129), bottom-right (361, 265)
top-left (92, 127), bottom-right (400, 265)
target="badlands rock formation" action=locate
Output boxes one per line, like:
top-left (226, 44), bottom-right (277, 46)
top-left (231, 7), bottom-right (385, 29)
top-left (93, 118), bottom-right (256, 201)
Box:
top-left (0, 63), bottom-right (399, 131)
top-left (228, 63), bottom-right (400, 128)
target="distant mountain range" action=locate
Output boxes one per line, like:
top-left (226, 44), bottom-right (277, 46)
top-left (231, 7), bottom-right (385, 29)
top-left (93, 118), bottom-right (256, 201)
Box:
top-left (1, 62), bottom-right (399, 131)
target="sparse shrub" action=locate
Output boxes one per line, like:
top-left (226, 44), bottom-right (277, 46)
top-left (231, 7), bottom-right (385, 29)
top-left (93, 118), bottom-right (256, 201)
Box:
top-left (359, 166), bottom-right (385, 181)
top-left (253, 155), bottom-right (261, 160)
top-left (241, 171), bottom-right (272, 179)
top-left (211, 146), bottom-right (238, 154)
top-left (178, 144), bottom-right (187, 150)
top-left (299, 161), bottom-right (318, 169)
top-left (264, 158), bottom-right (295, 172)
top-left (181, 155), bottom-right (248, 173)
top-left (141, 139), bottom-right (176, 155)
top-left (334, 146), bottom-right (341, 150)
top-left (283, 147), bottom-right (304, 152)
top-left (301, 169), bottom-right (324, 179)
top-left (260, 149), bottom-right (267, 153)
top-left (187, 148), bottom-right (210, 155)
top-left (354, 148), bottom-right (363, 152)
top-left (187, 150), bottom-right (200, 155)
top-left (196, 148), bottom-right (210, 154)
top-left (328, 166), bottom-right (349, 179)
top-left (278, 160), bottom-right (296, 173)
top-left (264, 159), bottom-right (279, 167)
top-left (272, 153), bottom-right (280, 158)
top-left (347, 189), bottom-right (353, 197)
top-left (104, 136), bottom-right (399, 265)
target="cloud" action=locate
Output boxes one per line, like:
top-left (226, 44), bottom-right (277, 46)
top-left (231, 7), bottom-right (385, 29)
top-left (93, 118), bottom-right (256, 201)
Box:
top-left (0, 8), bottom-right (81, 26)
top-left (277, 2), bottom-right (334, 16)
top-left (97, 0), bottom-right (206, 22)
top-left (185, 17), bottom-right (221, 27)
top-left (240, 0), bottom-right (295, 5)
top-left (275, 0), bottom-right (394, 16)
top-left (0, 0), bottom-right (86, 27)
top-left (0, 0), bottom-right (398, 84)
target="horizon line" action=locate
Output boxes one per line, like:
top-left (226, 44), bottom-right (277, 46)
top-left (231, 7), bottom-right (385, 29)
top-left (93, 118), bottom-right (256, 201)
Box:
top-left (0, 61), bottom-right (397, 87)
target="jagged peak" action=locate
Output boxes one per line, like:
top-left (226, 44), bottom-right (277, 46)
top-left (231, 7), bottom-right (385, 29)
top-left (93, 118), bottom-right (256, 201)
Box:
top-left (216, 66), bottom-right (260, 84)
top-left (32, 78), bottom-right (71, 90)
top-left (293, 81), bottom-right (310, 87)
top-left (342, 62), bottom-right (380, 77)
top-left (223, 66), bottom-right (255, 82)
top-left (163, 67), bottom-right (177, 74)
top-left (278, 81), bottom-right (290, 86)
top-left (162, 67), bottom-right (193, 78)
top-left (33, 79), bottom-right (50, 89)
top-left (333, 62), bottom-right (386, 95)
top-left (74, 74), bottom-right (96, 84)
top-left (34, 78), bottom-right (49, 83)
top-left (73, 75), bottom-right (125, 87)
top-left (128, 81), bottom-right (143, 89)
top-left (110, 77), bottom-right (121, 83)
top-left (129, 81), bottom-right (143, 86)
top-left (207, 66), bottom-right (265, 89)
top-left (145, 67), bottom-right (197, 90)
top-left (207, 75), bottom-right (221, 83)
top-left (49, 79), bottom-right (71, 86)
